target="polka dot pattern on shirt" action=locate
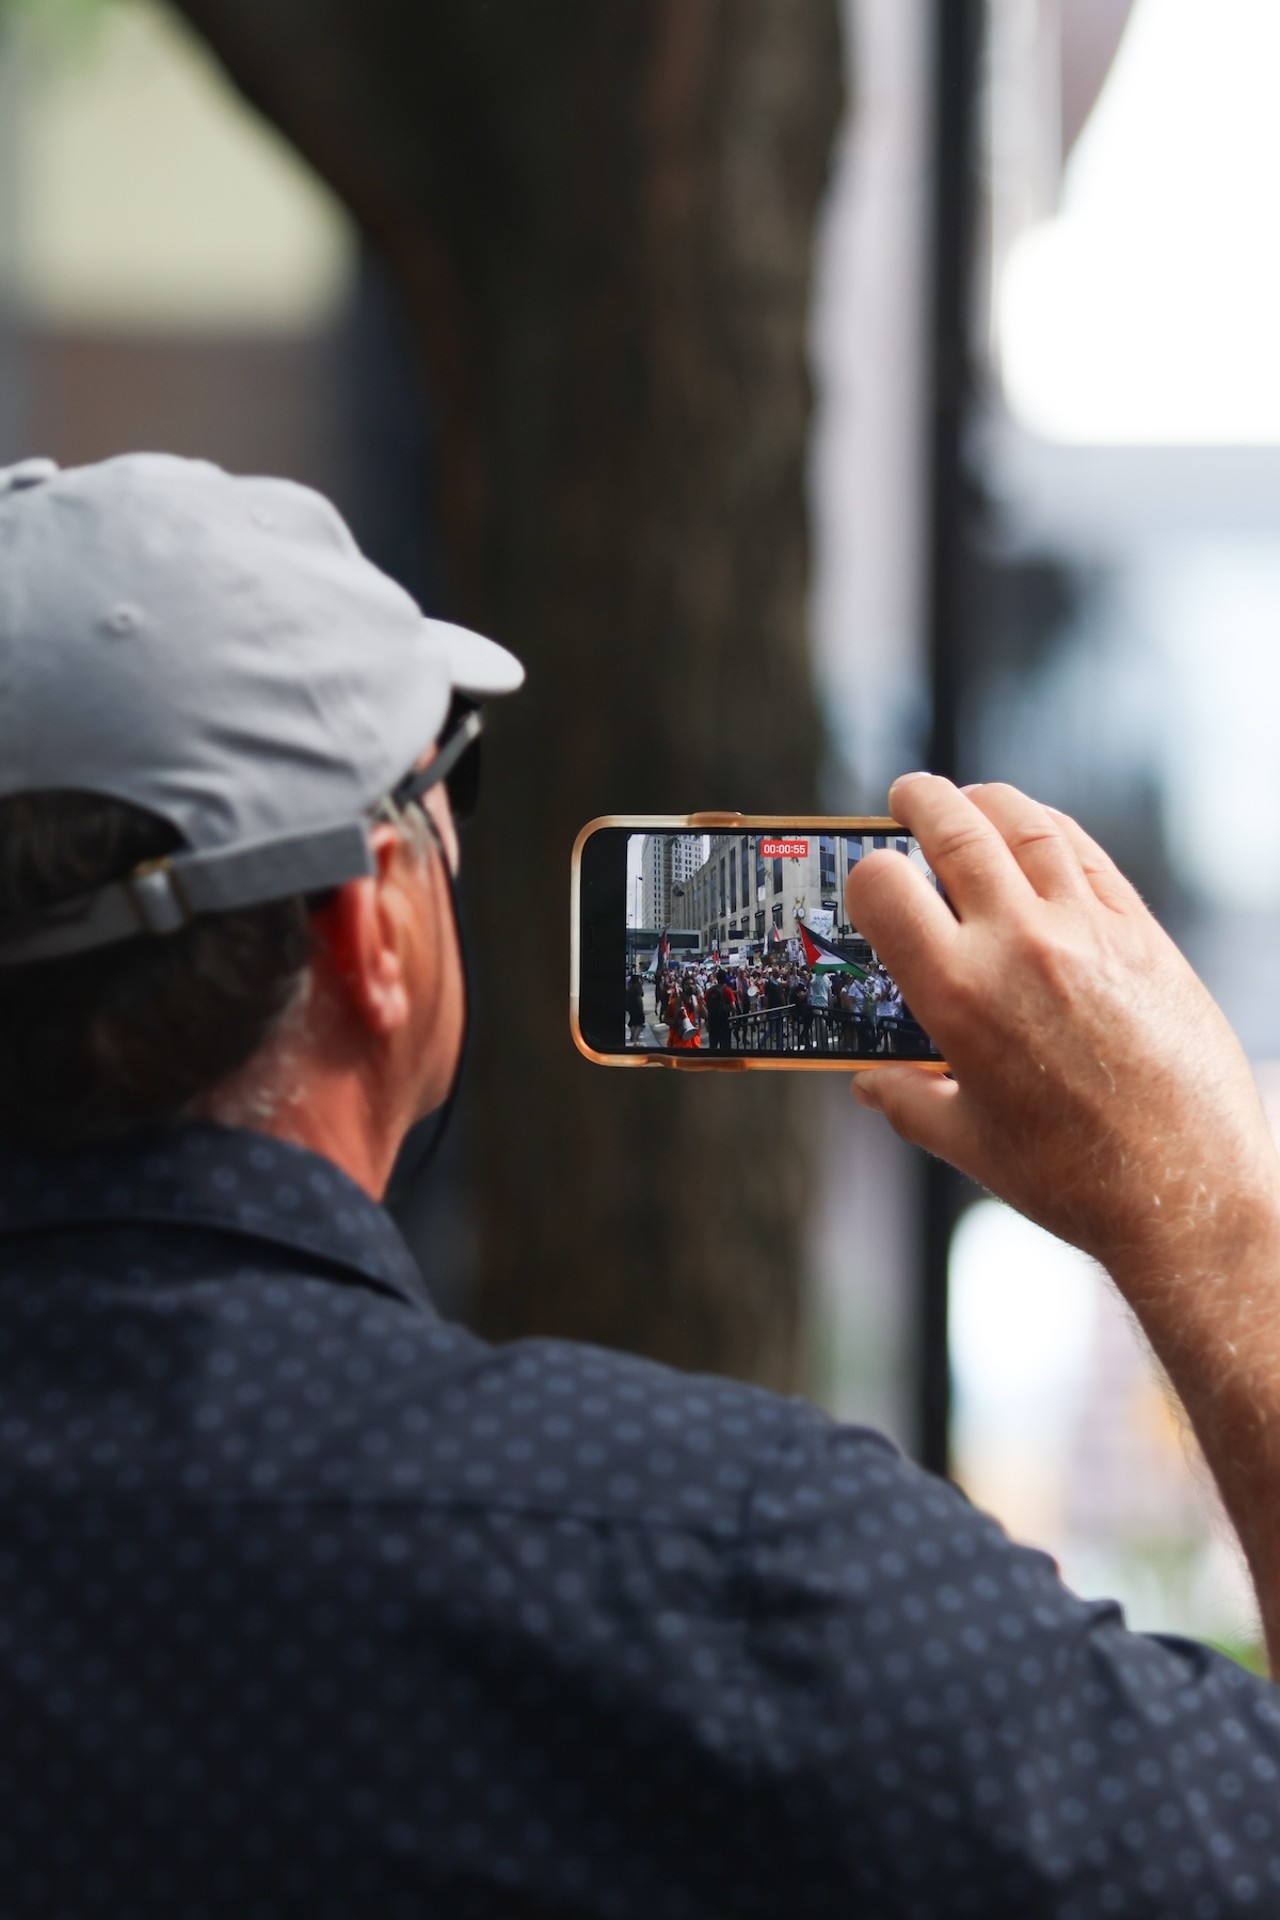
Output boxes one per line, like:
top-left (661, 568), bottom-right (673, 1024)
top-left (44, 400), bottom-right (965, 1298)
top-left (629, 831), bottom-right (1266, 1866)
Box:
top-left (1, 1123), bottom-right (1278, 1917)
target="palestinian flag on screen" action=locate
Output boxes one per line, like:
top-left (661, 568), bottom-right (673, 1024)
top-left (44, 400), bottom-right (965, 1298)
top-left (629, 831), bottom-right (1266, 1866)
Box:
top-left (649, 928), bottom-right (670, 975)
top-left (798, 922), bottom-right (869, 978)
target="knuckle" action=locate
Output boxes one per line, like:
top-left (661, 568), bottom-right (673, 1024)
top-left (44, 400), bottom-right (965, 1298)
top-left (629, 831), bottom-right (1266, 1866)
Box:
top-left (929, 820), bottom-right (993, 871)
top-left (1009, 916), bottom-right (1055, 968)
top-left (1016, 920), bottom-right (1093, 999)
top-left (938, 970), bottom-right (980, 1023)
top-left (1007, 819), bottom-right (1060, 858)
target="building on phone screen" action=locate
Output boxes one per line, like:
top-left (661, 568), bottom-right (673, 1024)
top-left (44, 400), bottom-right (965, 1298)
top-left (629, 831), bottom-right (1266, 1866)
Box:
top-left (640, 833), bottom-right (707, 934)
top-left (683, 832), bottom-right (919, 961)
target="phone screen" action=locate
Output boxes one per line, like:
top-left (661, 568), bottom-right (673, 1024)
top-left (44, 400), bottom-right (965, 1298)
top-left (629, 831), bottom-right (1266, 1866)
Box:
top-left (575, 824), bottom-right (943, 1063)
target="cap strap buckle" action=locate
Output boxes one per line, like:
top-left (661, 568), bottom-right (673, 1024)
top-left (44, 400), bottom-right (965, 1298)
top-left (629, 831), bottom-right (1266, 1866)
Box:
top-left (0, 820), bottom-right (376, 967)
top-left (126, 858), bottom-right (193, 937)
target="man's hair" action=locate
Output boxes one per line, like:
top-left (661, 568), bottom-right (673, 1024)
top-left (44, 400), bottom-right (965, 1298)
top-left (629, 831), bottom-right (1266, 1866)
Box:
top-left (0, 792), bottom-right (315, 1150)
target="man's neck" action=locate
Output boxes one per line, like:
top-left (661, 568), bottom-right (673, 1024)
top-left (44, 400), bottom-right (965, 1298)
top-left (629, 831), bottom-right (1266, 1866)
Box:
top-left (200, 1064), bottom-right (403, 1202)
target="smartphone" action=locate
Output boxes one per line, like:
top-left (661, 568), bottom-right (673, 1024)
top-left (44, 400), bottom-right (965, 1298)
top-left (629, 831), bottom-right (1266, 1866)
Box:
top-left (571, 814), bottom-right (947, 1070)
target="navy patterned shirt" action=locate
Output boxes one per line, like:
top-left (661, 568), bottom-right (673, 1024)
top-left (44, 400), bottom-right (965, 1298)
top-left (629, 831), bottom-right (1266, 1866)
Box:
top-left (2, 1122), bottom-right (1279, 1918)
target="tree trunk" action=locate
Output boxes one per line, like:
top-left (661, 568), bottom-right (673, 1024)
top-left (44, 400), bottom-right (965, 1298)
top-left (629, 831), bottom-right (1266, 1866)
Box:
top-left (170, 0), bottom-right (843, 1390)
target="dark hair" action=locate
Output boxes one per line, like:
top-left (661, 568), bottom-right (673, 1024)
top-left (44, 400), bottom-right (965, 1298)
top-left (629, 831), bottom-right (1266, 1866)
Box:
top-left (0, 791), bottom-right (314, 1150)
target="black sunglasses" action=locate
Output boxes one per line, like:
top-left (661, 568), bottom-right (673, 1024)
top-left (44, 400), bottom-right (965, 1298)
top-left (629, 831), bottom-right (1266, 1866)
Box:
top-left (389, 698), bottom-right (484, 826)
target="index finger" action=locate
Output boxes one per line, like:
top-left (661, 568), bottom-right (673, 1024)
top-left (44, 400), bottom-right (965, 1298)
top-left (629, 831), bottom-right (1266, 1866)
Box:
top-left (887, 773), bottom-right (1034, 920)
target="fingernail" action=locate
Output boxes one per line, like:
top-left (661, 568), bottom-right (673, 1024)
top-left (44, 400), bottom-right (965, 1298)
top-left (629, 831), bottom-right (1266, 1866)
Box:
top-left (852, 1076), bottom-right (882, 1107)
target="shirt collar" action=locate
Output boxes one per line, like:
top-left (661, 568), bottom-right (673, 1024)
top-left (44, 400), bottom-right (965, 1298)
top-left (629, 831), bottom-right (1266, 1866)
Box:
top-left (0, 1123), bottom-right (437, 1316)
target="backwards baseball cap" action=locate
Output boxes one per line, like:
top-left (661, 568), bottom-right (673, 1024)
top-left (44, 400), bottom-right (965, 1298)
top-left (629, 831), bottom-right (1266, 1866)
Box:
top-left (0, 452), bottom-right (524, 965)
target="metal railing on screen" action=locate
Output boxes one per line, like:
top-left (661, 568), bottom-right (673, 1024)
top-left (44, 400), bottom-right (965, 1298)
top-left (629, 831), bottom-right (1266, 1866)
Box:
top-left (725, 1008), bottom-right (937, 1058)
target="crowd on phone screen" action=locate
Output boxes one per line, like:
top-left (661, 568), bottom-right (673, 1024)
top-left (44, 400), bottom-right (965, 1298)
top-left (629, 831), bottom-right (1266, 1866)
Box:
top-left (627, 960), bottom-right (933, 1056)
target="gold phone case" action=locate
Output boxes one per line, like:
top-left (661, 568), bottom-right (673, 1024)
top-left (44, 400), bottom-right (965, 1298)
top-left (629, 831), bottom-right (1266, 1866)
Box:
top-left (569, 813), bottom-right (949, 1073)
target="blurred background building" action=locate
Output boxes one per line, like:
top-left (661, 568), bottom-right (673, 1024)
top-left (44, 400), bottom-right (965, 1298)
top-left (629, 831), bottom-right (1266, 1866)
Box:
top-left (0, 0), bottom-right (1272, 1659)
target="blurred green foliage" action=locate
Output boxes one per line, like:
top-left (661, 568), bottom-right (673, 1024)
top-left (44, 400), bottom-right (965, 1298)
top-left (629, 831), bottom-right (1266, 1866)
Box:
top-left (0, 0), bottom-right (109, 21)
top-left (0, 0), bottom-right (117, 65)
top-left (1209, 1638), bottom-right (1270, 1678)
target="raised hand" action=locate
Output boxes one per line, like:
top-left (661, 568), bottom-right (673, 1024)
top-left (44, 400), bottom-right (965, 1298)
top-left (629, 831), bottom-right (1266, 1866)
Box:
top-left (847, 773), bottom-right (1280, 1668)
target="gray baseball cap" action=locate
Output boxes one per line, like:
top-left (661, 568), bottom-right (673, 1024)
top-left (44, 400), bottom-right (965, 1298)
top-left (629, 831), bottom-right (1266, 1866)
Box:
top-left (0, 452), bottom-right (524, 964)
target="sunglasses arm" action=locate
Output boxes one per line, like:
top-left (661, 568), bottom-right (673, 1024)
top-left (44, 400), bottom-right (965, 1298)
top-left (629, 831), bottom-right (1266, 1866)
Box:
top-left (391, 706), bottom-right (485, 811)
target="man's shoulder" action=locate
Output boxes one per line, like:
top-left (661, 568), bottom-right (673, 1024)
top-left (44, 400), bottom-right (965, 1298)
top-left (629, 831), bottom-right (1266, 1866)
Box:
top-left (381, 1325), bottom-right (836, 1535)
top-left (428, 1330), bottom-right (916, 1544)
top-left (0, 1228), bottom-right (904, 1538)
top-left (154, 1279), bottom-right (893, 1537)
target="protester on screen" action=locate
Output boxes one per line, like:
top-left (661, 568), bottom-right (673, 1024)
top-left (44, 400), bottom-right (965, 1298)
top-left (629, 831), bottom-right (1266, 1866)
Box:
top-left (838, 971), bottom-right (862, 1052)
top-left (790, 968), bottom-right (812, 1051)
top-left (667, 976), bottom-right (702, 1051)
top-left (704, 970), bottom-right (732, 1054)
top-left (808, 963), bottom-right (830, 1048)
top-left (763, 968), bottom-right (785, 1052)
top-left (664, 971), bottom-right (682, 1030)
top-left (876, 977), bottom-right (905, 1054)
top-left (626, 971), bottom-right (645, 1045)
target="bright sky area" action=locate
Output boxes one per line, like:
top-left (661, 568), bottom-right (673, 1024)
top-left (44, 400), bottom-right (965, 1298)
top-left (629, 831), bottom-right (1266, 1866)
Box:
top-left (999, 0), bottom-right (1280, 445)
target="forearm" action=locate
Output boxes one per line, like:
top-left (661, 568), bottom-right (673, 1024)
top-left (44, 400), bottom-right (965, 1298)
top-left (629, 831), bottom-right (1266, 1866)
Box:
top-left (1105, 1172), bottom-right (1280, 1673)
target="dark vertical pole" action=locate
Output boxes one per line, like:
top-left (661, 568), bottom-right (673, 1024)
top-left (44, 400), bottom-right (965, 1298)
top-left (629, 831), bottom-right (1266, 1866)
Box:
top-left (919, 0), bottom-right (984, 1477)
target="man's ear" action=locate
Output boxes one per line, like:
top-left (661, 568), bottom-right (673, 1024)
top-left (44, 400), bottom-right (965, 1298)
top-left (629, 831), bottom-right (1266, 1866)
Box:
top-left (309, 824), bottom-right (413, 1036)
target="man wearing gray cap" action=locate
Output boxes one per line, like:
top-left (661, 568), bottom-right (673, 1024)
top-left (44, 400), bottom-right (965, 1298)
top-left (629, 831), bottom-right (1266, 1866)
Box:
top-left (3, 451), bottom-right (1280, 1918)
top-left (0, 451), bottom-right (519, 1163)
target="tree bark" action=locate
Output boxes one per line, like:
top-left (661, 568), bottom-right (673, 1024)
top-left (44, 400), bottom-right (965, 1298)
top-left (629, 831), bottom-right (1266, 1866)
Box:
top-left (170, 0), bottom-right (844, 1389)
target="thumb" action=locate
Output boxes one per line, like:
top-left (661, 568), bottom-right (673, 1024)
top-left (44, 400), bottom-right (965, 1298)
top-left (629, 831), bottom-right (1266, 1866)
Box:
top-left (852, 1069), bottom-right (972, 1164)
